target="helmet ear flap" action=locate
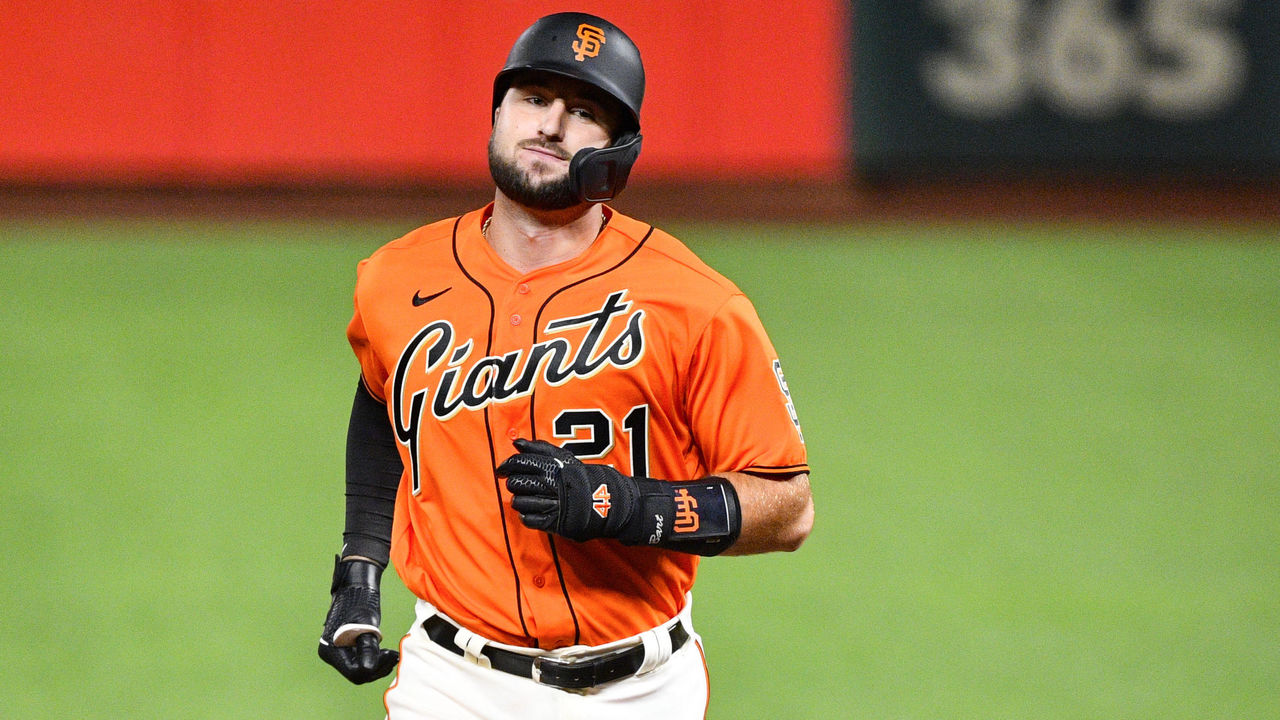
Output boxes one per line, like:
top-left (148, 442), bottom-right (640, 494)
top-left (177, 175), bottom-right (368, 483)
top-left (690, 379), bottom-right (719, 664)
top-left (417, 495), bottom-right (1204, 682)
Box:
top-left (568, 133), bottom-right (642, 203)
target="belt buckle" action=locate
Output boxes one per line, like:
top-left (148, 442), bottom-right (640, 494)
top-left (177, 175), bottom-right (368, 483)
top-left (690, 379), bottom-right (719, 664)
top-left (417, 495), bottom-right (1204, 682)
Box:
top-left (531, 644), bottom-right (634, 690)
top-left (531, 655), bottom-right (592, 690)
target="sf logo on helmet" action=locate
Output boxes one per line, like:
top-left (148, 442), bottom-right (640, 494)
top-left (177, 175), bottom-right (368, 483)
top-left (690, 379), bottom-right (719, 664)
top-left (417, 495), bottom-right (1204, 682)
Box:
top-left (573, 23), bottom-right (606, 61)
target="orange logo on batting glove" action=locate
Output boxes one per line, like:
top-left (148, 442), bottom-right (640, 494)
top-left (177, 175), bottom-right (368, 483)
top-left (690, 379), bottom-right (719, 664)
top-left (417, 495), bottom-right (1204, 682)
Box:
top-left (674, 488), bottom-right (699, 533)
top-left (592, 484), bottom-right (612, 518)
top-left (573, 24), bottom-right (605, 61)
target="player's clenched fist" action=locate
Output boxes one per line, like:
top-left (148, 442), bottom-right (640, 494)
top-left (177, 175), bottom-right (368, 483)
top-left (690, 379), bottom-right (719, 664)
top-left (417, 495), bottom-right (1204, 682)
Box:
top-left (318, 557), bottom-right (400, 684)
top-left (499, 438), bottom-right (655, 545)
top-left (498, 438), bottom-right (742, 556)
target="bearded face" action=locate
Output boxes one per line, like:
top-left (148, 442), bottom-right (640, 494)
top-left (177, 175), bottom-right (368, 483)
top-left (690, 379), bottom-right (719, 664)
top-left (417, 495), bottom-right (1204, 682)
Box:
top-left (488, 134), bottom-right (580, 211)
top-left (488, 76), bottom-right (620, 211)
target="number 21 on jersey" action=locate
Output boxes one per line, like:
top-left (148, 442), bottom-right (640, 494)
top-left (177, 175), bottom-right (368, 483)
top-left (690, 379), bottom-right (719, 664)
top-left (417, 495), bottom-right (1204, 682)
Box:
top-left (553, 405), bottom-right (650, 476)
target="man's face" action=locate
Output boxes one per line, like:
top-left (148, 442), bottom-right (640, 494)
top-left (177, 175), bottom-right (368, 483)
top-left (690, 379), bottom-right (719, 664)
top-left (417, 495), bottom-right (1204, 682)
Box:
top-left (489, 73), bottom-right (619, 211)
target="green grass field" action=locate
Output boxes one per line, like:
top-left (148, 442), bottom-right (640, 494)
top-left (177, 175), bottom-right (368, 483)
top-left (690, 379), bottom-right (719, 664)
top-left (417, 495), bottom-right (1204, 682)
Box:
top-left (3, 218), bottom-right (1277, 719)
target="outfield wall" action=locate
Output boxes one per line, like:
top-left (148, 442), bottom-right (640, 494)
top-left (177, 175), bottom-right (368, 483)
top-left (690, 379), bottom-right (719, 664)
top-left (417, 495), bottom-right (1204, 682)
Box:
top-left (3, 2), bottom-right (1275, 221)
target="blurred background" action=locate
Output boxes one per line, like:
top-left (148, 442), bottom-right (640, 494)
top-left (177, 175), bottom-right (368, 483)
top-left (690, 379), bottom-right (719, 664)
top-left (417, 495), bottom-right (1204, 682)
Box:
top-left (2, 1), bottom-right (1276, 718)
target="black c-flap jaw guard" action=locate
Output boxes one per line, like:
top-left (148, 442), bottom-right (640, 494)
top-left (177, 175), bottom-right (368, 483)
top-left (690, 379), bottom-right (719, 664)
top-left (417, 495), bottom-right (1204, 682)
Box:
top-left (569, 133), bottom-right (642, 203)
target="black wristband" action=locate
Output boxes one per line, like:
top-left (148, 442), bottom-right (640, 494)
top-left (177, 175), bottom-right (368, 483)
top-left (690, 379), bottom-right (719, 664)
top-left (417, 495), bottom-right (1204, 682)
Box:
top-left (342, 380), bottom-right (402, 566)
top-left (631, 476), bottom-right (742, 556)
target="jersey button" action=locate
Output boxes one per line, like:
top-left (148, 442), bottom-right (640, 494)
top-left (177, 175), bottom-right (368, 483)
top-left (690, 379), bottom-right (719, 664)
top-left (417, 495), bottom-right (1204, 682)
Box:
top-left (510, 314), bottom-right (522, 326)
top-left (517, 283), bottom-right (530, 294)
top-left (507, 428), bottom-right (518, 440)
top-left (532, 575), bottom-right (546, 588)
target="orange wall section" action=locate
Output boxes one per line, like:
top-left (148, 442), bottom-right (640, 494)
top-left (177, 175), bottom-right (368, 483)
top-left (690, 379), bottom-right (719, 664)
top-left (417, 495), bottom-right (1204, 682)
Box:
top-left (0, 2), bottom-right (847, 184)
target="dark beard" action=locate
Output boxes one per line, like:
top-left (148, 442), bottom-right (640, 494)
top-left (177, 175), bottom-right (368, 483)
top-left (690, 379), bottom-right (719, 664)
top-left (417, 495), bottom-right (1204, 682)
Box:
top-left (488, 136), bottom-right (580, 211)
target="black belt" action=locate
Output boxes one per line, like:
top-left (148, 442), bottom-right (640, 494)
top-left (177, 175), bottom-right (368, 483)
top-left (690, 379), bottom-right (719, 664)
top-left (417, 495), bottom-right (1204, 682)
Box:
top-left (423, 614), bottom-right (689, 690)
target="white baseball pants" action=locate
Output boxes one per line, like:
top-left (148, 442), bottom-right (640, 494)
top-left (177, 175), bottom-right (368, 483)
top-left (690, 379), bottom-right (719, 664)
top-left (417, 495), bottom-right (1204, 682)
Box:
top-left (382, 599), bottom-right (710, 720)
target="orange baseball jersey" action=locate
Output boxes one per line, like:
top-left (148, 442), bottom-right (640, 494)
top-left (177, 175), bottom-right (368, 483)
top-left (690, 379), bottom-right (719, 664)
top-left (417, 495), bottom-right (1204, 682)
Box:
top-left (347, 204), bottom-right (808, 649)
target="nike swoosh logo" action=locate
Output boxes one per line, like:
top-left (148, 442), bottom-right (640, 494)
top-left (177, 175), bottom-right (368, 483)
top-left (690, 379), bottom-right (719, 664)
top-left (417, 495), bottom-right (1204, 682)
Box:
top-left (412, 287), bottom-right (452, 306)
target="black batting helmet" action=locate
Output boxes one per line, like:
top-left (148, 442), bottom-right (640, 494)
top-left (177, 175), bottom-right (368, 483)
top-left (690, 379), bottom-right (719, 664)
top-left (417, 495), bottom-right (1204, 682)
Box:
top-left (493, 13), bottom-right (645, 202)
top-left (493, 12), bottom-right (644, 132)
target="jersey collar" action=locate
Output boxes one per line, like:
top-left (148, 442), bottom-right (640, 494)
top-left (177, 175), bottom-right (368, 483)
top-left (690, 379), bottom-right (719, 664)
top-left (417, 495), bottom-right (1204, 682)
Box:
top-left (454, 204), bottom-right (651, 288)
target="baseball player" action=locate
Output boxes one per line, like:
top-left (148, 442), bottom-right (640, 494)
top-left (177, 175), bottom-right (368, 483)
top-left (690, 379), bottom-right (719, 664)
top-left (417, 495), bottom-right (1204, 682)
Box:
top-left (317, 12), bottom-right (813, 719)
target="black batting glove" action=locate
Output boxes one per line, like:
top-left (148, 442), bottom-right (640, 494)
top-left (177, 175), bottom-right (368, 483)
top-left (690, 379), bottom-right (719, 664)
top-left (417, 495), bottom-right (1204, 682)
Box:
top-left (318, 556), bottom-right (400, 684)
top-left (497, 438), bottom-right (668, 545)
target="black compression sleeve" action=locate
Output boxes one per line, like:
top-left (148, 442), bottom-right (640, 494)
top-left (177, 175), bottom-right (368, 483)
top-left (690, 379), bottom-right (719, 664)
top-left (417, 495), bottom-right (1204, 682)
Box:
top-left (342, 380), bottom-right (402, 567)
